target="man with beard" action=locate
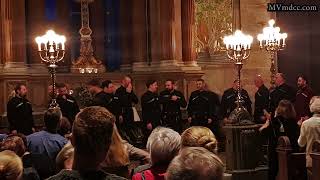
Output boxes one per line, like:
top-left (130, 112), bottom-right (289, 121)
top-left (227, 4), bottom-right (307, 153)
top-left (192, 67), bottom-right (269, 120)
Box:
top-left (269, 73), bottom-right (296, 114)
top-left (101, 80), bottom-right (121, 122)
top-left (254, 75), bottom-right (269, 123)
top-left (141, 80), bottom-right (161, 133)
top-left (187, 79), bottom-right (215, 127)
top-left (221, 80), bottom-right (252, 122)
top-left (159, 80), bottom-right (187, 133)
top-left (56, 83), bottom-right (80, 125)
top-left (7, 83), bottom-right (35, 135)
top-left (294, 75), bottom-right (314, 124)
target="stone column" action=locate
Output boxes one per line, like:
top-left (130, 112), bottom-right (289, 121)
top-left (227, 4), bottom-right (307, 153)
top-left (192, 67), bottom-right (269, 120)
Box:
top-left (26, 0), bottom-right (47, 72)
top-left (1, 0), bottom-right (28, 73)
top-left (131, 0), bottom-right (147, 63)
top-left (159, 0), bottom-right (182, 62)
top-left (120, 0), bottom-right (133, 71)
top-left (181, 0), bottom-right (196, 64)
top-left (91, 0), bottom-right (104, 62)
top-left (149, 0), bottom-right (161, 62)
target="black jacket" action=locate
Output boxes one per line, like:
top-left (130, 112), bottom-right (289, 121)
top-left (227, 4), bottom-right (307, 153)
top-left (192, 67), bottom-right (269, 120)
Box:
top-left (254, 85), bottom-right (269, 123)
top-left (187, 90), bottom-right (215, 119)
top-left (115, 86), bottom-right (139, 123)
top-left (7, 96), bottom-right (34, 135)
top-left (91, 91), bottom-right (121, 117)
top-left (141, 91), bottom-right (161, 127)
top-left (159, 89), bottom-right (187, 115)
top-left (56, 94), bottom-right (80, 124)
top-left (269, 83), bottom-right (296, 114)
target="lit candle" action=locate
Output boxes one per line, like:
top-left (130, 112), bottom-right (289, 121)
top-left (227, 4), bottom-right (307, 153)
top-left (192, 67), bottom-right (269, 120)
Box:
top-left (35, 37), bottom-right (42, 51)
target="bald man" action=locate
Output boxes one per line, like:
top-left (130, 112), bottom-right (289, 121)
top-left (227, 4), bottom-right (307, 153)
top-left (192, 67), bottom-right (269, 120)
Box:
top-left (269, 73), bottom-right (296, 114)
top-left (254, 75), bottom-right (269, 123)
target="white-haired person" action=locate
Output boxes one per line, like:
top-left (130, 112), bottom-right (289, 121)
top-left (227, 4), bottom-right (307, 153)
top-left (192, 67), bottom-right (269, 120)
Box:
top-left (166, 147), bottom-right (224, 180)
top-left (298, 96), bottom-right (320, 179)
top-left (132, 127), bottom-right (181, 180)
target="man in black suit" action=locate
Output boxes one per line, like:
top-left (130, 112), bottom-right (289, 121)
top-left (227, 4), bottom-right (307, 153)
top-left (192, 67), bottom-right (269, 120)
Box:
top-left (269, 73), bottom-right (296, 114)
top-left (254, 75), bottom-right (269, 123)
top-left (159, 79), bottom-right (187, 133)
top-left (56, 83), bottom-right (80, 125)
top-left (7, 83), bottom-right (35, 135)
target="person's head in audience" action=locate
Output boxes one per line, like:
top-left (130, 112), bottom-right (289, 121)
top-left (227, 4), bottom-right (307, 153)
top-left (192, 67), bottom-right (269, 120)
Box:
top-left (275, 73), bottom-right (286, 87)
top-left (276, 100), bottom-right (296, 119)
top-left (146, 80), bottom-right (158, 93)
top-left (310, 96), bottom-right (320, 115)
top-left (166, 147), bottom-right (224, 180)
top-left (122, 75), bottom-right (132, 88)
top-left (181, 126), bottom-right (218, 154)
top-left (0, 135), bottom-right (26, 157)
top-left (58, 117), bottom-right (71, 137)
top-left (102, 80), bottom-right (115, 94)
top-left (165, 79), bottom-right (175, 92)
top-left (14, 83), bottom-right (27, 98)
top-left (0, 150), bottom-right (23, 180)
top-left (44, 107), bottom-right (62, 134)
top-left (146, 127), bottom-right (181, 166)
top-left (56, 143), bottom-right (74, 171)
top-left (100, 125), bottom-right (130, 178)
top-left (297, 74), bottom-right (308, 89)
top-left (71, 106), bottom-right (115, 171)
top-left (86, 79), bottom-right (102, 95)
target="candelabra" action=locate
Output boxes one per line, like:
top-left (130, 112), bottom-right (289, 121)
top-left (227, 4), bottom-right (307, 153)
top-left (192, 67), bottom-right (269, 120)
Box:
top-left (72, 0), bottom-right (103, 73)
top-left (35, 30), bottom-right (66, 108)
top-left (257, 19), bottom-right (287, 88)
top-left (223, 30), bottom-right (253, 124)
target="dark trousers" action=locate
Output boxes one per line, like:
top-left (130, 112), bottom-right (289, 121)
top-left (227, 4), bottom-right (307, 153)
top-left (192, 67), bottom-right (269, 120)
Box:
top-left (162, 114), bottom-right (182, 133)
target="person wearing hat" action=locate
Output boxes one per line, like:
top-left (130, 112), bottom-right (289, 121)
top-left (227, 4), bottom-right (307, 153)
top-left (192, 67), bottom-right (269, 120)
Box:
top-left (298, 96), bottom-right (320, 178)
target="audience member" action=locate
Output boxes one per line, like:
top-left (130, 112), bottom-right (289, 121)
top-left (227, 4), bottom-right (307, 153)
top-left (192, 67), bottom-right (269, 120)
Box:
top-left (56, 142), bottom-right (74, 171)
top-left (181, 126), bottom-right (218, 154)
top-left (298, 96), bottom-right (320, 178)
top-left (47, 106), bottom-right (126, 180)
top-left (0, 150), bottom-right (23, 180)
top-left (0, 135), bottom-right (26, 157)
top-left (27, 107), bottom-right (68, 160)
top-left (132, 127), bottom-right (181, 180)
top-left (1, 134), bottom-right (55, 179)
top-left (259, 100), bottom-right (300, 180)
top-left (166, 147), bottom-right (224, 180)
top-left (101, 126), bottom-right (130, 178)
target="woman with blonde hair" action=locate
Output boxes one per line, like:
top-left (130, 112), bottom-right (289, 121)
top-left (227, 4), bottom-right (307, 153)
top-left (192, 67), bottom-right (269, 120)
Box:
top-left (0, 150), bottom-right (23, 180)
top-left (181, 126), bottom-right (218, 154)
top-left (56, 142), bottom-right (74, 171)
top-left (100, 125), bottom-right (130, 178)
top-left (259, 99), bottom-right (300, 180)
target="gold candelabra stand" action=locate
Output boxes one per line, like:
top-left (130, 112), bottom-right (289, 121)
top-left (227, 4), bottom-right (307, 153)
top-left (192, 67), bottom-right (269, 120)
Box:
top-left (223, 30), bottom-right (253, 124)
top-left (35, 30), bottom-right (66, 108)
top-left (258, 19), bottom-right (287, 88)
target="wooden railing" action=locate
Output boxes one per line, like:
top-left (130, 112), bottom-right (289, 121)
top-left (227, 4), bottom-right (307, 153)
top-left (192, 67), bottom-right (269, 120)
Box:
top-left (276, 136), bottom-right (307, 180)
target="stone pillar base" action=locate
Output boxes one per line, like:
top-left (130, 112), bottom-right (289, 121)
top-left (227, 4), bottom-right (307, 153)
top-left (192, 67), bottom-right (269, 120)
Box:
top-left (120, 64), bottom-right (132, 72)
top-left (70, 66), bottom-right (106, 74)
top-left (3, 62), bottom-right (28, 75)
top-left (29, 63), bottom-right (48, 74)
